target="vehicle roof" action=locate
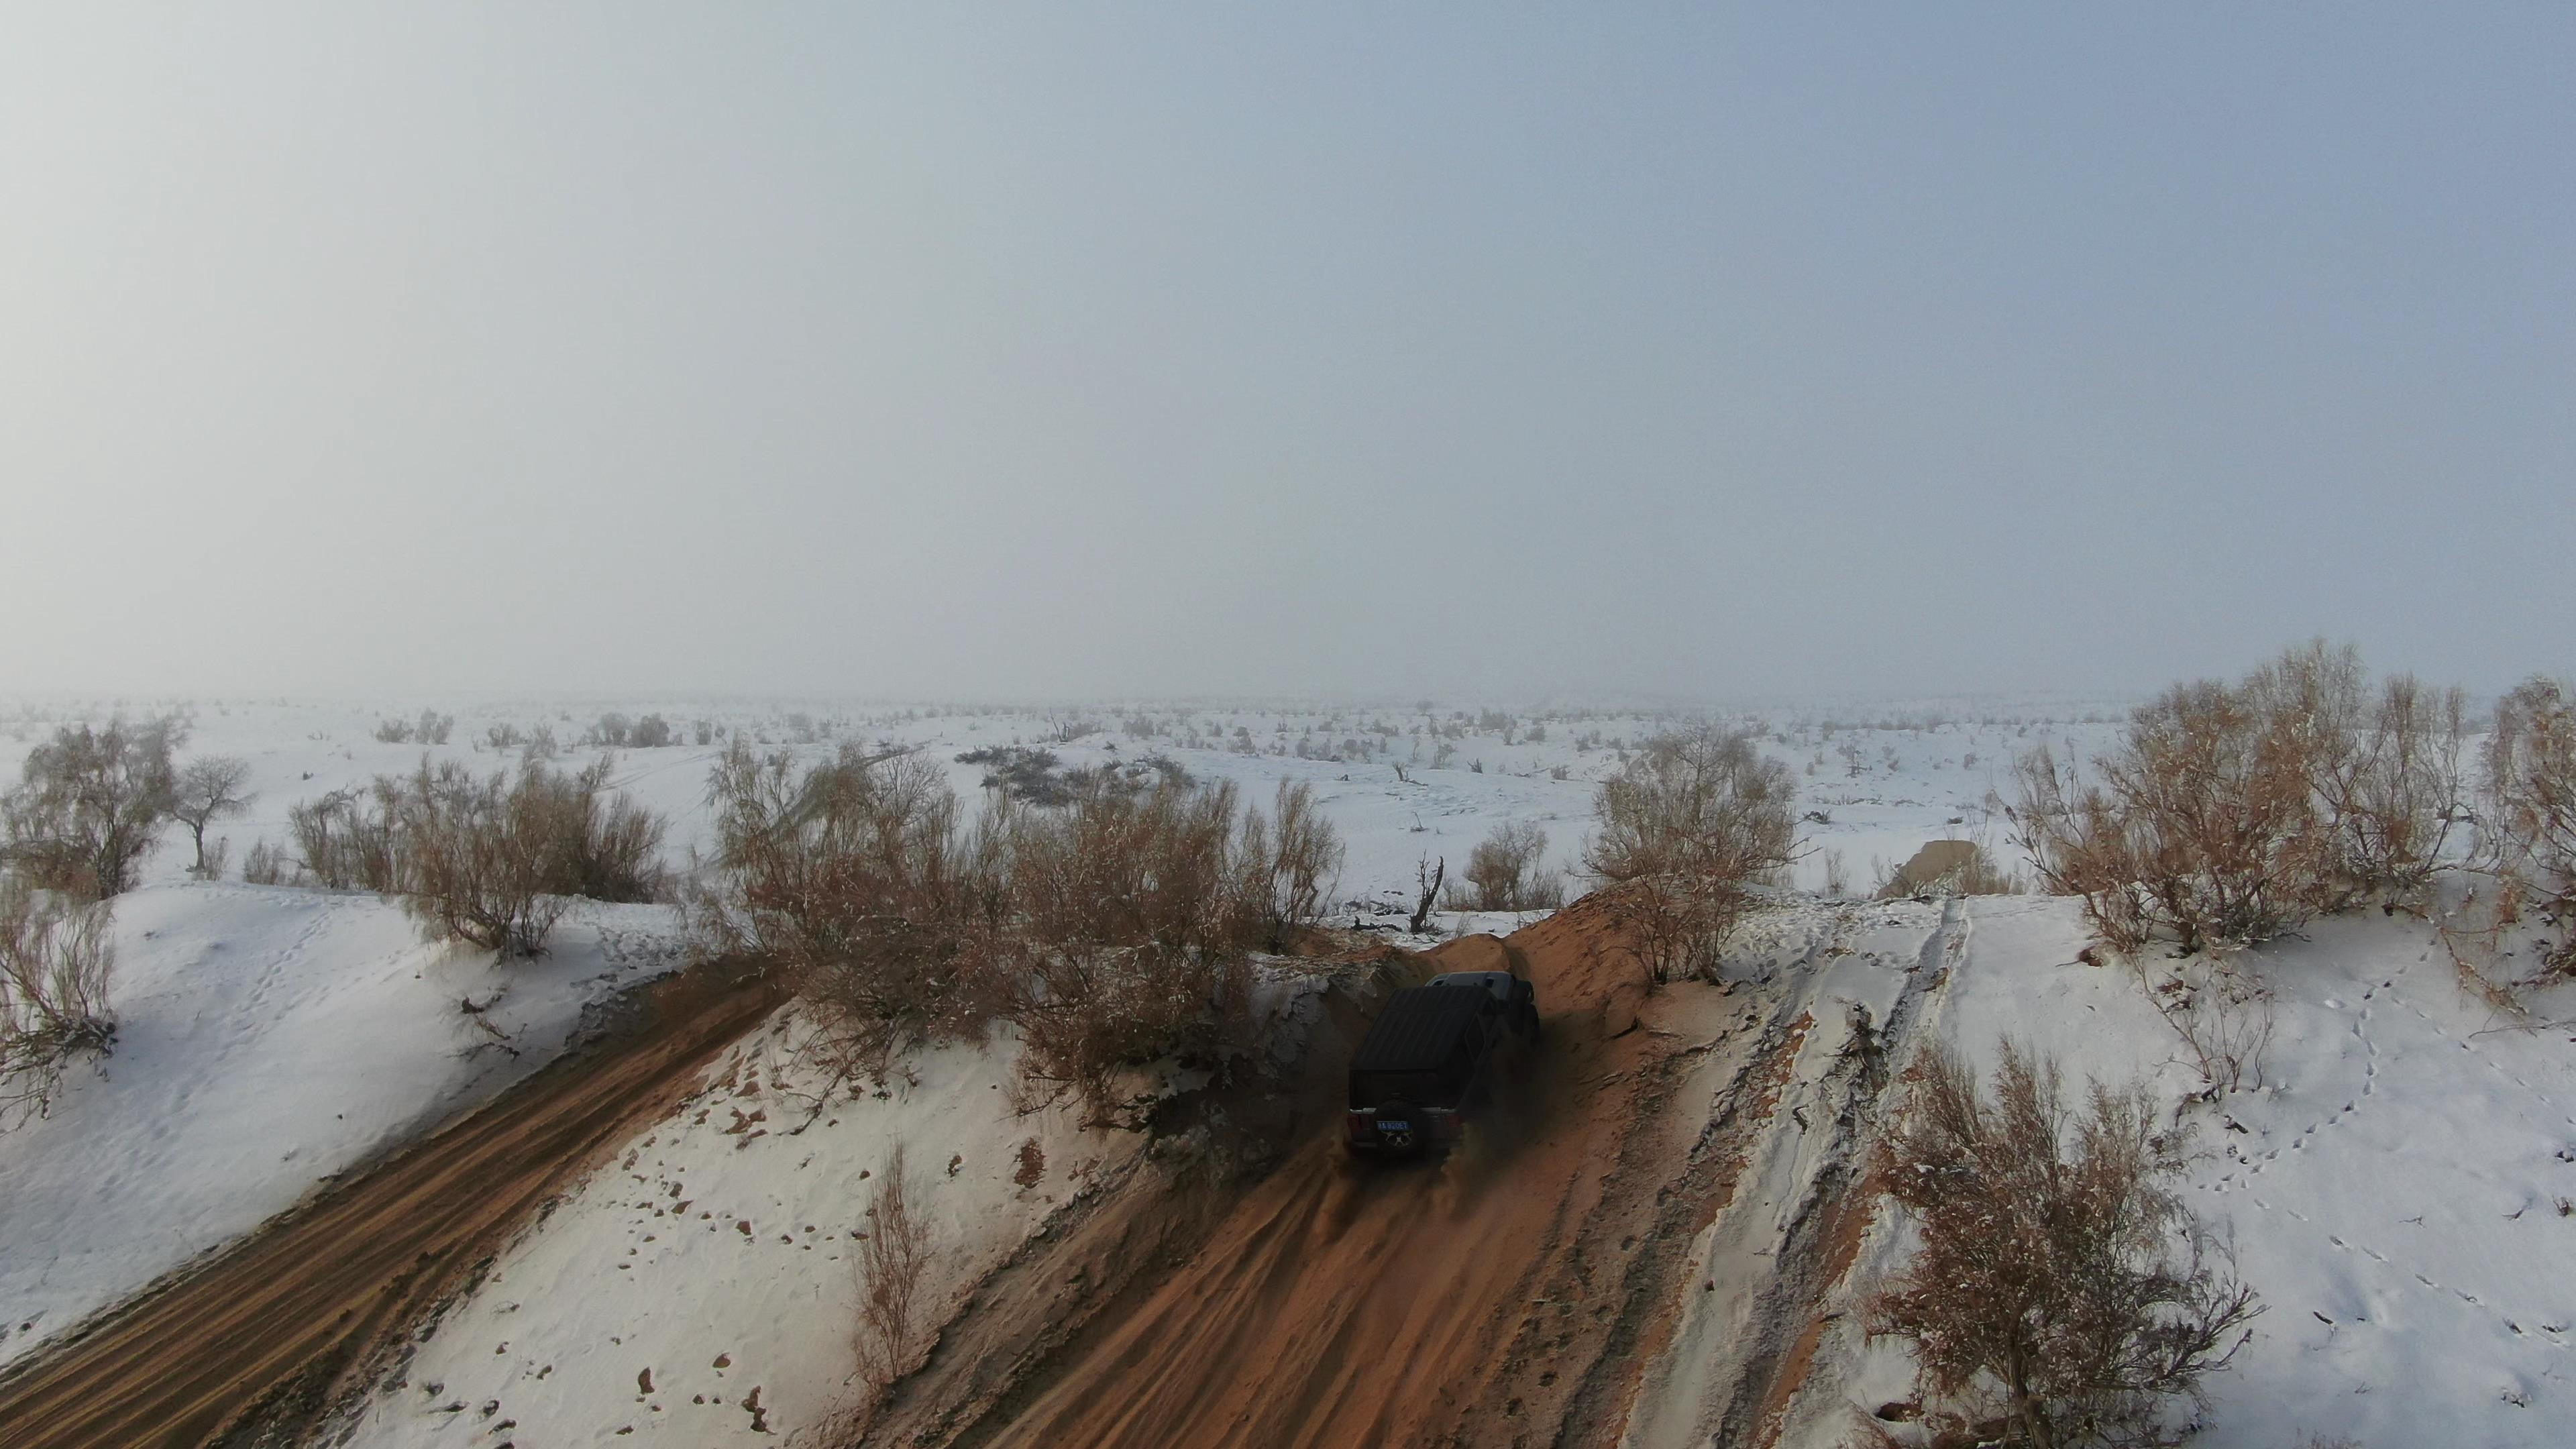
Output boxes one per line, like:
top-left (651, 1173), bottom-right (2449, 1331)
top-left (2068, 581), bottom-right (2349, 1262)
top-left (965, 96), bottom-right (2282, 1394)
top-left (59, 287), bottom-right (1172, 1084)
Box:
top-left (1348, 983), bottom-right (1491, 1074)
top-left (1427, 970), bottom-right (1517, 992)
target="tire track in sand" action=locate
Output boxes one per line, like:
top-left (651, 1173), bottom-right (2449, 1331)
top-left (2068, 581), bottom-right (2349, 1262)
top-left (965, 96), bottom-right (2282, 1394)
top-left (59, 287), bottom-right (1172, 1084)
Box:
top-left (0, 961), bottom-right (786, 1449)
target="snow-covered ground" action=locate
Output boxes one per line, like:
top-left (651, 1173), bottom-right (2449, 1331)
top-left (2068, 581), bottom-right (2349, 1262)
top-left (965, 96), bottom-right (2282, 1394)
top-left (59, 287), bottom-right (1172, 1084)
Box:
top-left (1803, 896), bottom-right (2576, 1449)
top-left (42, 693), bottom-right (2412, 1445)
top-left (0, 882), bottom-right (677, 1369)
top-left (340, 964), bottom-right (1340, 1447)
top-left (0, 695), bottom-right (2130, 909)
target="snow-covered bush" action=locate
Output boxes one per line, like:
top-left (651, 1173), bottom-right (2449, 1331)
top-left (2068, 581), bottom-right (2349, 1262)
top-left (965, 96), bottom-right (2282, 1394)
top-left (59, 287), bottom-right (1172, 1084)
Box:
top-left (2485, 676), bottom-right (2576, 977)
top-left (1586, 724), bottom-right (1797, 983)
top-left (0, 874), bottom-right (116, 1126)
top-left (1, 716), bottom-right (181, 900)
top-left (1866, 1040), bottom-right (2261, 1448)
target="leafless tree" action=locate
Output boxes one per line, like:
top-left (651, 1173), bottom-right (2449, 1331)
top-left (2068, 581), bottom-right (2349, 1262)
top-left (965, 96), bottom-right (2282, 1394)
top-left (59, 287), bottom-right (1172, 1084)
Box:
top-left (1, 716), bottom-right (182, 899)
top-left (0, 875), bottom-right (118, 1126)
top-left (172, 756), bottom-right (255, 879)
top-left (1410, 854), bottom-right (1444, 934)
top-left (1868, 1041), bottom-right (2262, 1448)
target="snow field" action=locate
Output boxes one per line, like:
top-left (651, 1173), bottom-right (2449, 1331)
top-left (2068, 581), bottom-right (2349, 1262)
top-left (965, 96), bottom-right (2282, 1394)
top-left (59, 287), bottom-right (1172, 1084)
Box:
top-left (0, 882), bottom-right (676, 1369)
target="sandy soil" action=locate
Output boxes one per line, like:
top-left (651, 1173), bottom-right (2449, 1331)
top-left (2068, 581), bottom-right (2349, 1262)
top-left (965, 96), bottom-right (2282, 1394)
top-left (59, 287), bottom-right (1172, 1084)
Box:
top-left (0, 961), bottom-right (786, 1449)
top-left (871, 891), bottom-right (1885, 1449)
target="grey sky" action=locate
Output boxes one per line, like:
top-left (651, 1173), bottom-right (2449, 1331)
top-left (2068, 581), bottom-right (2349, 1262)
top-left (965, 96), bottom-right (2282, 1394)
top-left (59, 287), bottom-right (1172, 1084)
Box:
top-left (4, 7), bottom-right (2569, 702)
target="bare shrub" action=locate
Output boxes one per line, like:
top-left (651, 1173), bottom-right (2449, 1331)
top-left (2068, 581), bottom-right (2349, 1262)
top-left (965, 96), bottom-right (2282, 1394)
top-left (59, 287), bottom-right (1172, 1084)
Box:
top-left (2011, 657), bottom-right (2338, 954)
top-left (415, 710), bottom-right (454, 746)
top-left (630, 713), bottom-right (674, 748)
top-left (853, 1144), bottom-right (934, 1397)
top-left (284, 757), bottom-right (666, 953)
top-left (2324, 674), bottom-right (2466, 900)
top-left (520, 725), bottom-right (559, 763)
top-left (700, 747), bottom-right (1332, 1115)
top-left (1587, 724), bottom-right (1797, 983)
top-left (172, 756), bottom-right (254, 879)
top-left (998, 777), bottom-right (1263, 1116)
top-left (1242, 781), bottom-right (1344, 949)
top-left (288, 782), bottom-right (404, 892)
top-left (700, 743), bottom-right (996, 1077)
top-left (241, 839), bottom-right (292, 886)
top-left (1, 716), bottom-right (181, 899)
top-left (1446, 820), bottom-right (1564, 911)
top-left (2132, 955), bottom-right (2275, 1095)
top-left (396, 761), bottom-right (571, 956)
top-left (2486, 677), bottom-right (2576, 977)
top-left (0, 876), bottom-right (117, 1126)
top-left (519, 757), bottom-right (669, 903)
top-left (1868, 1040), bottom-right (2261, 1448)
top-left (2015, 645), bottom-right (2469, 958)
top-left (372, 717), bottom-right (414, 745)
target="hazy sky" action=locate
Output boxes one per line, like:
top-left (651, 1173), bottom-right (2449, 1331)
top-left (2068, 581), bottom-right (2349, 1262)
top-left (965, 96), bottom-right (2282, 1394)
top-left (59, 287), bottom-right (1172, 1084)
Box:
top-left (4, 7), bottom-right (2570, 702)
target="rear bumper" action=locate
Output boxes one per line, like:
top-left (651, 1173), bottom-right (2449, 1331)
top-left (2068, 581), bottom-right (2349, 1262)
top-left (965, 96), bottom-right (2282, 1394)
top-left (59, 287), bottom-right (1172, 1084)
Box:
top-left (1345, 1110), bottom-right (1460, 1153)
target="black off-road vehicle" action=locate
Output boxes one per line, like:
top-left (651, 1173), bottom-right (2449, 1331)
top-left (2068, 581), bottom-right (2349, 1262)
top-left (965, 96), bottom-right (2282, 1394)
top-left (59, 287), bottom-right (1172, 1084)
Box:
top-left (1344, 969), bottom-right (1541, 1155)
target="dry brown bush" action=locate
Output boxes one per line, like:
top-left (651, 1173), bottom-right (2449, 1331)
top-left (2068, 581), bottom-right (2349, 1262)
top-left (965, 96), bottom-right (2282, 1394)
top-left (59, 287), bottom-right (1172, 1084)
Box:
top-left (996, 775), bottom-right (1289, 1117)
top-left (0, 875), bottom-right (117, 1126)
top-left (1587, 724), bottom-right (1796, 983)
top-left (2013, 644), bottom-right (2470, 957)
top-left (2324, 674), bottom-right (2467, 900)
top-left (1242, 781), bottom-right (1344, 949)
top-left (1446, 820), bottom-right (1564, 911)
top-left (2485, 677), bottom-right (2576, 977)
top-left (853, 1142), bottom-right (934, 1398)
top-left (699, 747), bottom-right (1337, 1116)
top-left (286, 757), bottom-right (667, 955)
top-left (698, 743), bottom-right (1000, 1079)
top-left (396, 761), bottom-right (571, 956)
top-left (1, 716), bottom-right (182, 900)
top-left (289, 781), bottom-right (405, 892)
top-left (1868, 1040), bottom-right (2261, 1449)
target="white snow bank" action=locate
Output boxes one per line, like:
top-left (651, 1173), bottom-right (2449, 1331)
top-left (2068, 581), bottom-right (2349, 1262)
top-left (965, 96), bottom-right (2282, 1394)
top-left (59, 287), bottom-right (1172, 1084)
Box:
top-left (0, 881), bottom-right (679, 1368)
top-left (1837, 897), bottom-right (2576, 1449)
top-left (345, 961), bottom-right (1334, 1446)
top-left (342, 1016), bottom-right (1128, 1446)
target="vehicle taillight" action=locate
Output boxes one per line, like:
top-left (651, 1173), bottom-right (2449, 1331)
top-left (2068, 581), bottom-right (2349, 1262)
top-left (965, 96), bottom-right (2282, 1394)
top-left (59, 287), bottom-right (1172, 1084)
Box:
top-left (1346, 1111), bottom-right (1369, 1139)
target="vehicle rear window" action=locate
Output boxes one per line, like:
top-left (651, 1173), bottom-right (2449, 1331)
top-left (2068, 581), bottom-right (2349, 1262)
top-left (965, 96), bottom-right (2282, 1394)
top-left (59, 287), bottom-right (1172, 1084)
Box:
top-left (1349, 1071), bottom-right (1446, 1108)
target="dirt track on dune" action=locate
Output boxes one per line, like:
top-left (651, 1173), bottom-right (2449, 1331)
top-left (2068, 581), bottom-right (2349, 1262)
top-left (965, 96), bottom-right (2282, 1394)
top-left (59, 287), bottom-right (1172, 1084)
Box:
top-left (897, 896), bottom-right (1840, 1449)
top-left (0, 962), bottom-right (787, 1449)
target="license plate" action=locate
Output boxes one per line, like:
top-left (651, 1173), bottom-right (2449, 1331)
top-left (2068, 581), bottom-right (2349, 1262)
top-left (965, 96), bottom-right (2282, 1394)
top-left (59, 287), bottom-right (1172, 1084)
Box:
top-left (1377, 1120), bottom-right (1410, 1133)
